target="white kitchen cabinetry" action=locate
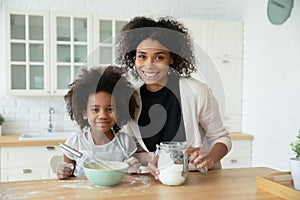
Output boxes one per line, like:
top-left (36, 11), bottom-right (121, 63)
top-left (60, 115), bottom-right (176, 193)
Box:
top-left (50, 13), bottom-right (92, 95)
top-left (221, 139), bottom-right (252, 169)
top-left (182, 19), bottom-right (243, 131)
top-left (6, 10), bottom-right (92, 96)
top-left (0, 145), bottom-right (62, 182)
top-left (93, 17), bottom-right (128, 66)
top-left (6, 9), bottom-right (127, 96)
top-left (6, 9), bottom-right (50, 96)
top-left (214, 58), bottom-right (243, 131)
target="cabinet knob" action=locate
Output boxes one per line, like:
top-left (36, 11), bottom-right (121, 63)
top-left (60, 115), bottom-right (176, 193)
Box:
top-left (45, 146), bottom-right (56, 151)
top-left (21, 169), bottom-right (32, 174)
top-left (223, 116), bottom-right (230, 120)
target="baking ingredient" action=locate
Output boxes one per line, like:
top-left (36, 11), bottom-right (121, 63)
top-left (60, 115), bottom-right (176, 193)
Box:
top-left (158, 164), bottom-right (186, 186)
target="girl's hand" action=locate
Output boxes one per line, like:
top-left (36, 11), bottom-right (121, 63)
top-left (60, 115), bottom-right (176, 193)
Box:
top-left (147, 152), bottom-right (159, 180)
top-left (124, 157), bottom-right (141, 174)
top-left (57, 162), bottom-right (74, 179)
top-left (185, 147), bottom-right (214, 170)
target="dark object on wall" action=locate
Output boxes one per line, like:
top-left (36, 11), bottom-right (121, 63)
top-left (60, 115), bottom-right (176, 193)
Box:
top-left (267, 0), bottom-right (294, 25)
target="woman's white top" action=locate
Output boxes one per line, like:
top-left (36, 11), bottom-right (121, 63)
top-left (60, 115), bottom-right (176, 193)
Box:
top-left (123, 77), bottom-right (232, 169)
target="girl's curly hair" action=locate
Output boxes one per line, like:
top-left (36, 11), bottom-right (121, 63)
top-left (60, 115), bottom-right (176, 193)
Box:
top-left (64, 66), bottom-right (138, 131)
top-left (117, 16), bottom-right (196, 76)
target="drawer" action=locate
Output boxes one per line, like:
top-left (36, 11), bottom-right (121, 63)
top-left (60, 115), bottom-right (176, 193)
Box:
top-left (227, 140), bottom-right (252, 156)
top-left (1, 166), bottom-right (49, 182)
top-left (221, 157), bottom-right (251, 169)
top-left (221, 139), bottom-right (252, 169)
top-left (1, 146), bottom-right (62, 168)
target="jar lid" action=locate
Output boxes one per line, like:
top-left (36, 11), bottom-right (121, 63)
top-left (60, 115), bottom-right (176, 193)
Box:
top-left (159, 141), bottom-right (188, 150)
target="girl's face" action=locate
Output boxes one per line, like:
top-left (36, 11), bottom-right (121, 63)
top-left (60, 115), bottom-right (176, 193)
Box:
top-left (83, 91), bottom-right (116, 135)
top-left (135, 38), bottom-right (173, 91)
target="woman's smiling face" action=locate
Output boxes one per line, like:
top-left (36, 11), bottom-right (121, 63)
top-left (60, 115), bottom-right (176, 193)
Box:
top-left (135, 38), bottom-right (173, 92)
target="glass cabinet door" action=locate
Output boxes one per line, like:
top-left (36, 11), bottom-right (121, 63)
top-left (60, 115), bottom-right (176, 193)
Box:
top-left (53, 15), bottom-right (90, 94)
top-left (8, 12), bottom-right (49, 95)
top-left (96, 19), bottom-right (127, 65)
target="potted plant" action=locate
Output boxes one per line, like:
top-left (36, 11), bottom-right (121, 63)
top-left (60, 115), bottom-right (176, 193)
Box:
top-left (290, 130), bottom-right (300, 190)
top-left (0, 114), bottom-right (4, 135)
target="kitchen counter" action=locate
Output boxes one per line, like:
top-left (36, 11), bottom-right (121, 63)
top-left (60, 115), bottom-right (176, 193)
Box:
top-left (0, 167), bottom-right (282, 200)
top-left (0, 132), bottom-right (253, 147)
top-left (0, 134), bottom-right (66, 147)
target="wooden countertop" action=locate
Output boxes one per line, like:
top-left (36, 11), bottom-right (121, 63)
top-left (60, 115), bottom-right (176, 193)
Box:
top-left (0, 167), bottom-right (282, 200)
top-left (0, 133), bottom-right (253, 147)
top-left (230, 132), bottom-right (254, 140)
top-left (0, 134), bottom-right (66, 147)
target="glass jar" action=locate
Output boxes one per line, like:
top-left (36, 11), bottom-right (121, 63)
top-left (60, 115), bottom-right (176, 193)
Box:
top-left (156, 141), bottom-right (189, 186)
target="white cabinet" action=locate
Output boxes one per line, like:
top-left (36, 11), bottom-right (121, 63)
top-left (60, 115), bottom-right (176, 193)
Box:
top-left (6, 9), bottom-right (50, 96)
top-left (5, 10), bottom-right (93, 96)
top-left (213, 58), bottom-right (242, 131)
top-left (93, 17), bottom-right (128, 66)
top-left (6, 9), bottom-right (128, 96)
top-left (221, 140), bottom-right (252, 169)
top-left (50, 13), bottom-right (93, 95)
top-left (203, 20), bottom-right (243, 58)
top-left (0, 145), bottom-right (62, 182)
top-left (182, 19), bottom-right (243, 131)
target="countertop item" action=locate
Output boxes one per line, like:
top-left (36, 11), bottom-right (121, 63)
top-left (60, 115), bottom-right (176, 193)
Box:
top-left (0, 132), bottom-right (253, 147)
top-left (0, 167), bottom-right (282, 200)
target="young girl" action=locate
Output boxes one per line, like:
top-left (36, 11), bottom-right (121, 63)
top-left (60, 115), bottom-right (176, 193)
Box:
top-left (118, 16), bottom-right (232, 179)
top-left (57, 66), bottom-right (141, 179)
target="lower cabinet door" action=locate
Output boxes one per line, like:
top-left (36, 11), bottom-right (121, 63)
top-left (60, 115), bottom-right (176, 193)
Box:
top-left (1, 167), bottom-right (49, 182)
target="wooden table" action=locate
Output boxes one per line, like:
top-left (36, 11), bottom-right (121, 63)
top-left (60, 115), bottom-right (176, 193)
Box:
top-left (0, 167), bottom-right (284, 200)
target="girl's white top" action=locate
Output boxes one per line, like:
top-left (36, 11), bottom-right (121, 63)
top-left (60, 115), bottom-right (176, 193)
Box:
top-left (62, 127), bottom-right (137, 177)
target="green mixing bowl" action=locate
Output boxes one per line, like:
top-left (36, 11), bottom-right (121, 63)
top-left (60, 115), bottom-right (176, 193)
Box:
top-left (83, 160), bottom-right (129, 186)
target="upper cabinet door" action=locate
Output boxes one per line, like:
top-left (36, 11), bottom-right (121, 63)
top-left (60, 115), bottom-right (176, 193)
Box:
top-left (51, 13), bottom-right (92, 95)
top-left (181, 19), bottom-right (243, 59)
top-left (205, 20), bottom-right (243, 58)
top-left (6, 10), bottom-right (50, 96)
top-left (94, 17), bottom-right (127, 66)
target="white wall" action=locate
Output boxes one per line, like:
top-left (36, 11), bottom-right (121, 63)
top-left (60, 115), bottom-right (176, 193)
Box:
top-left (243, 0), bottom-right (300, 170)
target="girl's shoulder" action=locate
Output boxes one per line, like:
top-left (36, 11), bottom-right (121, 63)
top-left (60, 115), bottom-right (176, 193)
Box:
top-left (65, 132), bottom-right (87, 147)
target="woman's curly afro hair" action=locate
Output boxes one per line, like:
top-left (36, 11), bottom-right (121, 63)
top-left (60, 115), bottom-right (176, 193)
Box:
top-left (117, 16), bottom-right (196, 77)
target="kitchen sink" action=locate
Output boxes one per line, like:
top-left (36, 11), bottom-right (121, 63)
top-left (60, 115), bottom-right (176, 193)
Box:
top-left (19, 131), bottom-right (75, 141)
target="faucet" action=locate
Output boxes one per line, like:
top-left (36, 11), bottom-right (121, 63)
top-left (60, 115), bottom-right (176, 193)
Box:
top-left (48, 107), bottom-right (55, 133)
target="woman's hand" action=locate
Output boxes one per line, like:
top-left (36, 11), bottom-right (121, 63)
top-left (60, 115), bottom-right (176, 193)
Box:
top-left (147, 152), bottom-right (159, 180)
top-left (124, 157), bottom-right (141, 174)
top-left (185, 147), bottom-right (214, 170)
top-left (57, 162), bottom-right (74, 179)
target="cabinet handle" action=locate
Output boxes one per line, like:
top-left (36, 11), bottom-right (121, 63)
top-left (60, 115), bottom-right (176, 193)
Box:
top-left (45, 146), bottom-right (56, 151)
top-left (21, 169), bottom-right (32, 174)
top-left (223, 116), bottom-right (230, 120)
top-left (222, 60), bottom-right (230, 64)
top-left (230, 159), bottom-right (238, 163)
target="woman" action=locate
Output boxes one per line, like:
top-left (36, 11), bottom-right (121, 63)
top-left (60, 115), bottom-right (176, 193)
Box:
top-left (117, 16), bottom-right (231, 179)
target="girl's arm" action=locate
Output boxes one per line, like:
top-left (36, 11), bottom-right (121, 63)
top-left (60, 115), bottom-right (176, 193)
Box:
top-left (57, 155), bottom-right (76, 179)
